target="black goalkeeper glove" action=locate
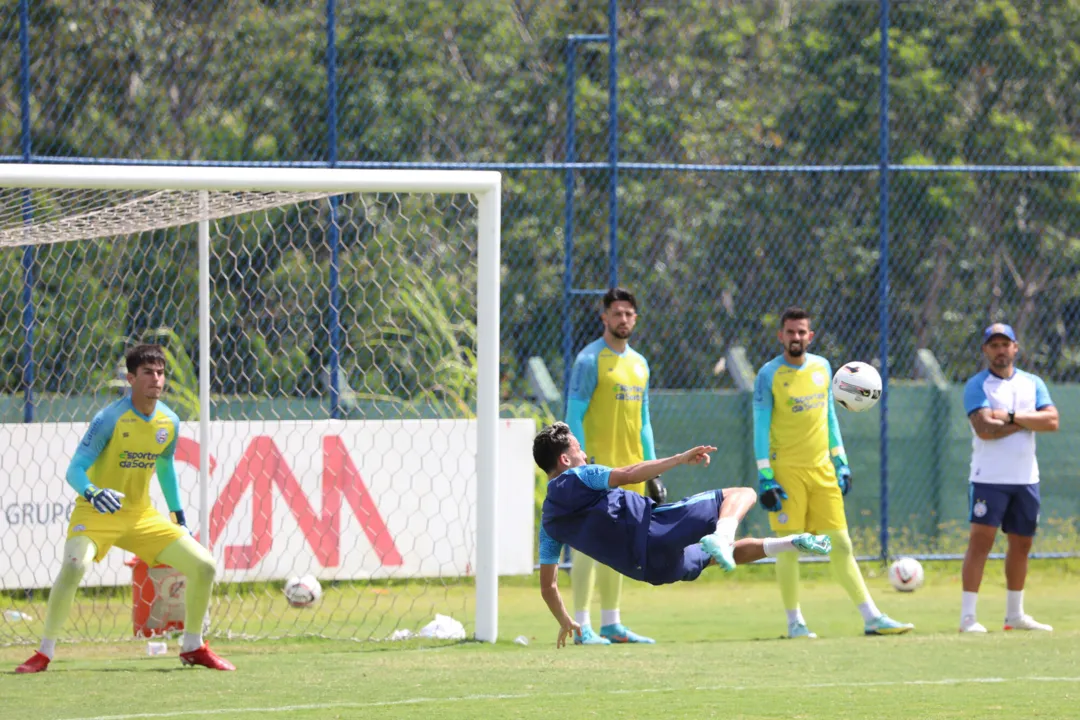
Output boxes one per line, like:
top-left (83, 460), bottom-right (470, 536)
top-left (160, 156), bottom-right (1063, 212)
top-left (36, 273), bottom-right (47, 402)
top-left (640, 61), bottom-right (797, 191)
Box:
top-left (646, 475), bottom-right (668, 505)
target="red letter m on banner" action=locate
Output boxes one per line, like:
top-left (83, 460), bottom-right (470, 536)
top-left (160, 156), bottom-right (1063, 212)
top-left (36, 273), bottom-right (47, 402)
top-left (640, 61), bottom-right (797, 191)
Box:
top-left (202, 436), bottom-right (403, 570)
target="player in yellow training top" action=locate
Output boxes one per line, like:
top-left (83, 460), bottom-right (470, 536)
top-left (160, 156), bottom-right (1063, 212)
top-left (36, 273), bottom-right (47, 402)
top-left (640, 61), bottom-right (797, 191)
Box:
top-left (16, 344), bottom-right (234, 673)
top-left (565, 287), bottom-right (662, 645)
top-left (753, 307), bottom-right (913, 638)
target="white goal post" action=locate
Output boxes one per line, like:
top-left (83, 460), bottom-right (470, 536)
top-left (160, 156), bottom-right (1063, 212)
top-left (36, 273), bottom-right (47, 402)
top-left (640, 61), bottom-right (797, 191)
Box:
top-left (0, 164), bottom-right (503, 644)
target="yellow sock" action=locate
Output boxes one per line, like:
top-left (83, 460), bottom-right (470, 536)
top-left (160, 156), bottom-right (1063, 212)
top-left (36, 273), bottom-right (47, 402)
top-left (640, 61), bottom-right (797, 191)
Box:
top-left (155, 535), bottom-right (217, 649)
top-left (826, 528), bottom-right (872, 606)
top-left (776, 551), bottom-right (801, 613)
top-left (570, 549), bottom-right (597, 626)
top-left (596, 562), bottom-right (624, 626)
top-left (41, 536), bottom-right (97, 653)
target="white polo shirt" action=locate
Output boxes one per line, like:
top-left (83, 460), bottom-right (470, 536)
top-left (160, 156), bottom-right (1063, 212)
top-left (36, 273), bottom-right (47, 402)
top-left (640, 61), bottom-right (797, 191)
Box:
top-left (963, 368), bottom-right (1053, 485)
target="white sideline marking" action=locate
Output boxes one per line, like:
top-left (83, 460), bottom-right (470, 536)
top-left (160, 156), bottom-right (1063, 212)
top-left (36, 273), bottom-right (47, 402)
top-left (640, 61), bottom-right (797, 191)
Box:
top-left (57, 676), bottom-right (1080, 720)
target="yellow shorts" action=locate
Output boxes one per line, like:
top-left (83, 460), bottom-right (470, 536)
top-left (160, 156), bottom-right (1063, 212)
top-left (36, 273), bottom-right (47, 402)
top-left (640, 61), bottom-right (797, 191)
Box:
top-left (67, 504), bottom-right (186, 564)
top-left (768, 464), bottom-right (848, 533)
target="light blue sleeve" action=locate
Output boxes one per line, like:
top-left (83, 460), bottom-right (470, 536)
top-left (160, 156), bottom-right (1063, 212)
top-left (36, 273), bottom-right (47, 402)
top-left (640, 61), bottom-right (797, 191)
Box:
top-left (155, 412), bottom-right (183, 513)
top-left (640, 358), bottom-right (656, 460)
top-left (824, 358), bottom-right (847, 465)
top-left (1035, 376), bottom-right (1053, 410)
top-left (565, 349), bottom-right (598, 450)
top-left (569, 464), bottom-right (613, 491)
top-left (66, 404), bottom-right (121, 496)
top-left (538, 525), bottom-right (563, 565)
top-left (752, 363), bottom-right (775, 473)
top-left (964, 375), bottom-right (990, 416)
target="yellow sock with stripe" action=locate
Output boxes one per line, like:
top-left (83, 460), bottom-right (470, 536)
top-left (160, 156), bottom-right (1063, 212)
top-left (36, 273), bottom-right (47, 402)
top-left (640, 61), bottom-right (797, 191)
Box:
top-left (570, 549), bottom-right (597, 626)
top-left (155, 534), bottom-right (217, 652)
top-left (39, 536), bottom-right (98, 658)
top-left (825, 528), bottom-right (881, 622)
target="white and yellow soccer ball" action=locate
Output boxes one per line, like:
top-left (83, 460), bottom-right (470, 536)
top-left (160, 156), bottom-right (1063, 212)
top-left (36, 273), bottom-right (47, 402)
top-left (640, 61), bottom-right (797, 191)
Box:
top-left (832, 361), bottom-right (882, 412)
top-left (888, 557), bottom-right (924, 592)
top-left (284, 575), bottom-right (323, 607)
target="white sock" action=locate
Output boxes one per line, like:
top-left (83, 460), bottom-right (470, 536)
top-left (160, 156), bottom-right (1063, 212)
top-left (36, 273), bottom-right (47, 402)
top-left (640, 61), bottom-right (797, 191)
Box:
top-left (1006, 590), bottom-right (1024, 619)
top-left (785, 608), bottom-right (805, 625)
top-left (715, 517), bottom-right (739, 543)
top-left (181, 632), bottom-right (203, 653)
top-left (763, 535), bottom-right (798, 557)
top-left (857, 600), bottom-right (881, 624)
top-left (39, 638), bottom-right (56, 660)
top-left (575, 610), bottom-right (591, 628)
top-left (601, 609), bottom-right (620, 627)
top-left (961, 591), bottom-right (978, 621)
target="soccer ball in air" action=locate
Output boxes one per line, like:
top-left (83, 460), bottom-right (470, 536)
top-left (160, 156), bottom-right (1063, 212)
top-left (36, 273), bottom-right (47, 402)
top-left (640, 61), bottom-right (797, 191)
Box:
top-left (832, 361), bottom-right (882, 412)
top-left (888, 557), bottom-right (924, 592)
top-left (283, 575), bottom-right (323, 608)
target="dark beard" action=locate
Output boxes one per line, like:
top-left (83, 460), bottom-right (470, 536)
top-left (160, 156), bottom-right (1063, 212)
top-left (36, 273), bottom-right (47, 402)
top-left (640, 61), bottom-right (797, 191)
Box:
top-left (610, 327), bottom-right (632, 340)
top-left (787, 343), bottom-right (805, 357)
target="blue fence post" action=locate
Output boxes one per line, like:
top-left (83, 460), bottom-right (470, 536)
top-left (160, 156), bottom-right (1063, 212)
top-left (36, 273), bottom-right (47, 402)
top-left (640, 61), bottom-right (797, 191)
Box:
top-left (607, 0), bottom-right (619, 289)
top-left (562, 37), bottom-right (579, 404)
top-left (877, 0), bottom-right (891, 563)
top-left (19, 0), bottom-right (35, 423)
top-left (326, 0), bottom-right (342, 419)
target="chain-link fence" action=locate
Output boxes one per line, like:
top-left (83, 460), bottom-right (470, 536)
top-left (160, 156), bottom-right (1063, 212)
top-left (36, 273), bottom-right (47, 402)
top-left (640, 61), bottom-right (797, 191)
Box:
top-left (1, 0), bottom-right (1078, 602)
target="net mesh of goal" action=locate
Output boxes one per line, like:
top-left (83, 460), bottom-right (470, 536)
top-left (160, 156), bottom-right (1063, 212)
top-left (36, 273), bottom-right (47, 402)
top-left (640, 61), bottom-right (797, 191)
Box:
top-left (0, 174), bottom-right (507, 645)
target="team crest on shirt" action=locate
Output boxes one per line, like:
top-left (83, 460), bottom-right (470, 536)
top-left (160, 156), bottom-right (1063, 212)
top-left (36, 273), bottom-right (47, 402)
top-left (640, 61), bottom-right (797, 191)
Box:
top-left (155, 428), bottom-right (169, 445)
top-left (973, 500), bottom-right (988, 518)
top-left (812, 371), bottom-right (826, 387)
top-left (777, 513), bottom-right (788, 524)
top-left (73, 524), bottom-right (86, 532)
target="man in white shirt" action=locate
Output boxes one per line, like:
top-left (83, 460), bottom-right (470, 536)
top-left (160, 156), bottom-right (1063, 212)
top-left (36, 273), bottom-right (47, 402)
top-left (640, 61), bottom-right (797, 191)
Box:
top-left (960, 323), bottom-right (1059, 633)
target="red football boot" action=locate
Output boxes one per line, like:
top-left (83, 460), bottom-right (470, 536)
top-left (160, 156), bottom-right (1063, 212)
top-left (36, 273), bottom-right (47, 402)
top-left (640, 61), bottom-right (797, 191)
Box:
top-left (15, 651), bottom-right (50, 674)
top-left (179, 643), bottom-right (235, 671)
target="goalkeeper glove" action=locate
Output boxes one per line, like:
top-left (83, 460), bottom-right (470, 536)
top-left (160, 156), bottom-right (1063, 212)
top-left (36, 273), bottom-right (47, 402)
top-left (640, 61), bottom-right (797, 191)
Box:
top-left (84, 485), bottom-right (124, 514)
top-left (757, 471), bottom-right (787, 513)
top-left (836, 465), bottom-right (853, 496)
top-left (646, 476), bottom-right (668, 505)
top-left (171, 510), bottom-right (194, 537)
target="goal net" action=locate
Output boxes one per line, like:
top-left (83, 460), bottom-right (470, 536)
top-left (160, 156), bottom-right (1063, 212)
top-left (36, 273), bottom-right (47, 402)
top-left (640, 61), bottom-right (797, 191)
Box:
top-left (0, 165), bottom-right (515, 646)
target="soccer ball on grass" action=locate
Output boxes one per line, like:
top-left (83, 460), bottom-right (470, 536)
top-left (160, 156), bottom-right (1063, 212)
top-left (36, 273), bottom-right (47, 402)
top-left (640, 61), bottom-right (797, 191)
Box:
top-left (284, 575), bottom-right (323, 607)
top-left (888, 557), bottom-right (924, 592)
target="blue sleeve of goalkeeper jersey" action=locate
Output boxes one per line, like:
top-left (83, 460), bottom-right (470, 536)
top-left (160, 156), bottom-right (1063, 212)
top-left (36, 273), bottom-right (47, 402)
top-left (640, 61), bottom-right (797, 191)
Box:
top-left (822, 357), bottom-right (847, 465)
top-left (566, 346), bottom-right (598, 450)
top-left (66, 401), bottom-right (123, 496)
top-left (538, 525), bottom-right (563, 565)
top-left (640, 364), bottom-right (656, 460)
top-left (155, 408), bottom-right (183, 513)
top-left (752, 359), bottom-right (778, 471)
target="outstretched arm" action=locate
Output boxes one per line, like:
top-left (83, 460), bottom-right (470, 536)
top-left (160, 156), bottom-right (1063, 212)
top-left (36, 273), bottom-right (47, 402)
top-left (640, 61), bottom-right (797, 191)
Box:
top-left (607, 445), bottom-right (715, 488)
top-left (537, 525), bottom-right (578, 647)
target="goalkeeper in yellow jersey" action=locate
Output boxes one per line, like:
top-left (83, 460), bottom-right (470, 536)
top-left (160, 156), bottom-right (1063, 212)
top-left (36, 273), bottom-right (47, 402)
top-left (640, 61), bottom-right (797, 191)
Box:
top-left (754, 307), bottom-right (913, 638)
top-left (16, 344), bottom-right (234, 673)
top-left (565, 287), bottom-right (661, 645)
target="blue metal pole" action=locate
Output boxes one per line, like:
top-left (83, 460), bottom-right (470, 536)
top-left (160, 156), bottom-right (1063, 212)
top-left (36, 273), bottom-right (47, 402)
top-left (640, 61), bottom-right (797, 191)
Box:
top-left (607, 0), bottom-right (618, 289)
top-left (562, 38), bottom-right (578, 406)
top-left (877, 0), bottom-right (891, 562)
top-left (19, 0), bottom-right (34, 423)
top-left (326, 0), bottom-right (342, 419)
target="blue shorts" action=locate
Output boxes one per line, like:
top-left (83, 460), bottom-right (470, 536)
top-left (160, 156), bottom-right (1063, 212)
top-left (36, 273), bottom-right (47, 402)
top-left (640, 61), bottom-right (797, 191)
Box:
top-left (642, 489), bottom-right (723, 585)
top-left (969, 482), bottom-right (1040, 537)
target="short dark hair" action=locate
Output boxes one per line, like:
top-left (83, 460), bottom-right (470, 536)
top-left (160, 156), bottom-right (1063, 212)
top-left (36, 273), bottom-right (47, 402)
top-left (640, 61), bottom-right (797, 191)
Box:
top-left (780, 306), bottom-right (811, 326)
top-left (602, 287), bottom-right (637, 311)
top-left (126, 344), bottom-right (167, 374)
top-left (533, 422), bottom-right (573, 473)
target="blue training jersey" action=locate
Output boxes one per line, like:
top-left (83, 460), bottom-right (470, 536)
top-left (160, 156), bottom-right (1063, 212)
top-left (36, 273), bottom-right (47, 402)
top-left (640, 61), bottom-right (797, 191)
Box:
top-left (538, 465), bottom-right (651, 580)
